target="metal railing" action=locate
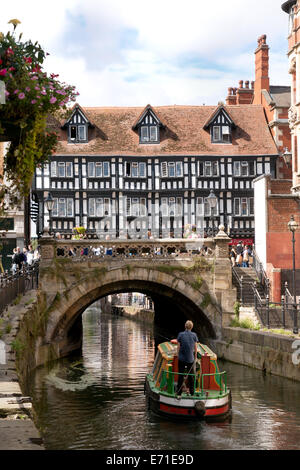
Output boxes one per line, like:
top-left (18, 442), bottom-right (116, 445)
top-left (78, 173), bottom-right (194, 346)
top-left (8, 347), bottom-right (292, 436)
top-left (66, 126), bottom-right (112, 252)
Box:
top-left (252, 280), bottom-right (300, 331)
top-left (160, 368), bottom-right (227, 397)
top-left (252, 248), bottom-right (270, 297)
top-left (0, 263), bottom-right (39, 315)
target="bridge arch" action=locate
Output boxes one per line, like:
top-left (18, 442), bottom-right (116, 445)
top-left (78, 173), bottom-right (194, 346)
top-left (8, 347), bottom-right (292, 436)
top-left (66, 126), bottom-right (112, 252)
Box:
top-left (39, 265), bottom-right (221, 362)
top-left (35, 233), bottom-right (236, 366)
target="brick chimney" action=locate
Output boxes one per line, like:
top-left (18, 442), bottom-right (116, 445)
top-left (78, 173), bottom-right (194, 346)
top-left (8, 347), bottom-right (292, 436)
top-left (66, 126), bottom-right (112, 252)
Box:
top-left (253, 34), bottom-right (270, 104)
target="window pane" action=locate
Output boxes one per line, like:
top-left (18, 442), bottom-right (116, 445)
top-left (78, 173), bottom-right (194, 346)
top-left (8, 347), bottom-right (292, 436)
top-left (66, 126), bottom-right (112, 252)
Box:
top-left (249, 197), bottom-right (254, 215)
top-left (132, 198), bottom-right (139, 216)
top-left (176, 197), bottom-right (183, 216)
top-left (58, 163), bottom-right (65, 178)
top-left (67, 199), bottom-right (73, 217)
top-left (52, 198), bottom-right (58, 217)
top-left (176, 162), bottom-right (183, 177)
top-left (51, 161), bottom-right (57, 177)
top-left (150, 126), bottom-right (158, 141)
top-left (161, 162), bottom-right (168, 177)
top-left (139, 162), bottom-right (146, 177)
top-left (198, 162), bottom-right (204, 176)
top-left (103, 162), bottom-right (110, 177)
top-left (241, 198), bottom-right (248, 216)
top-left (233, 162), bottom-right (240, 176)
top-left (213, 126), bottom-right (221, 141)
top-left (88, 162), bottom-right (95, 177)
top-left (241, 162), bottom-right (248, 176)
top-left (204, 199), bottom-right (210, 216)
top-left (161, 198), bottom-right (168, 217)
top-left (205, 162), bottom-right (212, 177)
top-left (78, 125), bottom-right (86, 140)
top-left (213, 162), bottom-right (218, 176)
top-left (58, 198), bottom-right (66, 217)
top-left (104, 198), bottom-right (110, 216)
top-left (141, 126), bottom-right (149, 142)
top-left (66, 162), bottom-right (73, 178)
top-left (95, 163), bottom-right (102, 177)
top-left (132, 163), bottom-right (138, 178)
top-left (89, 199), bottom-right (95, 217)
top-left (197, 197), bottom-right (203, 216)
top-left (168, 163), bottom-right (175, 177)
top-left (140, 198), bottom-right (147, 216)
top-left (234, 198), bottom-right (240, 216)
top-left (96, 198), bottom-right (103, 217)
top-left (70, 126), bottom-right (76, 140)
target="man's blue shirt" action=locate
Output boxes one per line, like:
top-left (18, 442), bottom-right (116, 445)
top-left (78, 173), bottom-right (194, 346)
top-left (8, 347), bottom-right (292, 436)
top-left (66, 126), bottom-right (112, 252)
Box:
top-left (177, 330), bottom-right (198, 363)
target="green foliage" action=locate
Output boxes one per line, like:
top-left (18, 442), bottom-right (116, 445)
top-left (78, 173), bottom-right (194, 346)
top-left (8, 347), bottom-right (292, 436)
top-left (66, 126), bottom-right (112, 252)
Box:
top-left (0, 20), bottom-right (78, 206)
top-left (230, 317), bottom-right (260, 331)
top-left (5, 323), bottom-right (12, 334)
top-left (191, 275), bottom-right (203, 290)
top-left (10, 338), bottom-right (25, 358)
top-left (200, 293), bottom-right (211, 309)
top-left (234, 301), bottom-right (240, 318)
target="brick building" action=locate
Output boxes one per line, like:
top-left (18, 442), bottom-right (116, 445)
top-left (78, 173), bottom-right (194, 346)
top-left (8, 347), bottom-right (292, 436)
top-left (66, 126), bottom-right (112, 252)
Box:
top-left (245, 4), bottom-right (300, 302)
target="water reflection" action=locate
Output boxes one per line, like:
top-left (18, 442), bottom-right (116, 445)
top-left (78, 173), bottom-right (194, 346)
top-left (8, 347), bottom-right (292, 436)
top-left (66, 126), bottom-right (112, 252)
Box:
top-left (26, 306), bottom-right (300, 450)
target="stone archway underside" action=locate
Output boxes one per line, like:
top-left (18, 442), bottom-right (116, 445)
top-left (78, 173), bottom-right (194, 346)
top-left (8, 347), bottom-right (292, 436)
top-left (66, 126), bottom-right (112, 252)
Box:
top-left (39, 266), bottom-right (222, 363)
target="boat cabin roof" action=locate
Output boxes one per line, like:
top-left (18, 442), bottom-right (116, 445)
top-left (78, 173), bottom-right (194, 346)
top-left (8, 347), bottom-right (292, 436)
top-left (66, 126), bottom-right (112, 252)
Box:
top-left (158, 341), bottom-right (217, 361)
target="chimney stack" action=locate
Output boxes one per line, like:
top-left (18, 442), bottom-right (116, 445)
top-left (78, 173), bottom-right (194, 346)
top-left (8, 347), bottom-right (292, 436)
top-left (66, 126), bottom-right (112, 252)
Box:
top-left (253, 34), bottom-right (270, 104)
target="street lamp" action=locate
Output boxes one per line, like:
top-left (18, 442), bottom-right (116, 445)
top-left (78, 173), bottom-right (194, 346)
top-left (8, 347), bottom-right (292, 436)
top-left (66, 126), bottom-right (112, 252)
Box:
top-left (44, 192), bottom-right (54, 235)
top-left (207, 190), bottom-right (218, 237)
top-left (288, 215), bottom-right (299, 334)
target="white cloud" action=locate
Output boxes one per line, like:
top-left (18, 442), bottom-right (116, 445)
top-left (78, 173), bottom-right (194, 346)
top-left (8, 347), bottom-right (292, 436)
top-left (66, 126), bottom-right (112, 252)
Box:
top-left (0, 0), bottom-right (291, 106)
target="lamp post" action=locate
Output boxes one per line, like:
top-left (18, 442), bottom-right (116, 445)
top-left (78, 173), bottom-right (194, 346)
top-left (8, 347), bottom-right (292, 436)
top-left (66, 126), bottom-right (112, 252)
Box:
top-left (207, 190), bottom-right (218, 237)
top-left (44, 193), bottom-right (54, 235)
top-left (288, 215), bottom-right (298, 334)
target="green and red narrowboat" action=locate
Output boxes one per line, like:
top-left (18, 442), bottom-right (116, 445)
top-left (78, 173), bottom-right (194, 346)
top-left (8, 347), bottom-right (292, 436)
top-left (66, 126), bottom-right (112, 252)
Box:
top-left (144, 340), bottom-right (231, 421)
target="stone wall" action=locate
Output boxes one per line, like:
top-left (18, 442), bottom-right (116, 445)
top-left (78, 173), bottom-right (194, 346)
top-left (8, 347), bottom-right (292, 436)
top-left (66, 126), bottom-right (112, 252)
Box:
top-left (111, 305), bottom-right (154, 324)
top-left (212, 327), bottom-right (300, 382)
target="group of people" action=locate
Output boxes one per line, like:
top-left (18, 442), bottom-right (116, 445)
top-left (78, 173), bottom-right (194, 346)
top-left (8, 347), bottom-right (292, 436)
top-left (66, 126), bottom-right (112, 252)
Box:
top-left (11, 245), bottom-right (40, 273)
top-left (229, 242), bottom-right (253, 268)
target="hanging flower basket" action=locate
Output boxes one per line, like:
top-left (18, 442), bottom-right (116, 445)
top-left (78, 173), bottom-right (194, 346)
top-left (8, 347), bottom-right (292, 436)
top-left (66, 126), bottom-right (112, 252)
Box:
top-left (0, 19), bottom-right (78, 203)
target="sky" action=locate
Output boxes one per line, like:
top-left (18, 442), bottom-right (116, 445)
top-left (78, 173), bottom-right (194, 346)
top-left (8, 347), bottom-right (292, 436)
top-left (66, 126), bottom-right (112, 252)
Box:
top-left (0, 0), bottom-right (292, 107)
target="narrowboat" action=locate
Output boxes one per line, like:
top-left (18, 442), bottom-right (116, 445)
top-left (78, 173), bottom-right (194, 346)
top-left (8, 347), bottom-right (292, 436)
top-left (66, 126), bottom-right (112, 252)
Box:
top-left (144, 340), bottom-right (231, 421)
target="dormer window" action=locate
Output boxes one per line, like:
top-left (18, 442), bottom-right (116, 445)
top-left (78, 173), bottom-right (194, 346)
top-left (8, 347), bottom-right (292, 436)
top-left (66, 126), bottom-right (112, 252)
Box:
top-left (132, 105), bottom-right (164, 144)
top-left (62, 105), bottom-right (93, 144)
top-left (141, 125), bottom-right (158, 143)
top-left (204, 105), bottom-right (235, 144)
top-left (70, 124), bottom-right (87, 142)
top-left (212, 124), bottom-right (231, 143)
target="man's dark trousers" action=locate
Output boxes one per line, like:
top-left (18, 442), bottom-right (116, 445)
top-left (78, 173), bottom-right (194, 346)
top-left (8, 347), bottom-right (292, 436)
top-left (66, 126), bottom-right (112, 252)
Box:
top-left (177, 360), bottom-right (195, 396)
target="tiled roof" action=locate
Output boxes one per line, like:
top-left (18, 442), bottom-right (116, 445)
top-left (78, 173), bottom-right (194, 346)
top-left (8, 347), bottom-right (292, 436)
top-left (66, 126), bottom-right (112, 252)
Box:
top-left (51, 104), bottom-right (278, 157)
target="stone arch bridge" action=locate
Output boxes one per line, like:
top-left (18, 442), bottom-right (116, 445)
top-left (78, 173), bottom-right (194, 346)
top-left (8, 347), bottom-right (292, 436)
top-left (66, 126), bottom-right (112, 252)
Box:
top-left (30, 227), bottom-right (236, 366)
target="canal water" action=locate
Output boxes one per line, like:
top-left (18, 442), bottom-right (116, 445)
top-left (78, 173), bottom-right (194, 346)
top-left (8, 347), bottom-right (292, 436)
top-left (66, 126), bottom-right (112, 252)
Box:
top-left (26, 306), bottom-right (300, 450)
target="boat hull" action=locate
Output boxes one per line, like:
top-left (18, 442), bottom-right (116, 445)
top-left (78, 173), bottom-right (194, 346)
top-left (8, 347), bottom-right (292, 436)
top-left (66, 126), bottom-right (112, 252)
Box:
top-left (144, 377), bottom-right (231, 421)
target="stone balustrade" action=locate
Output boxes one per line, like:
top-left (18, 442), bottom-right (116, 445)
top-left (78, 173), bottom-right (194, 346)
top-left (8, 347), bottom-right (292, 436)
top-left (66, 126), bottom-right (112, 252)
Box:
top-left (39, 237), bottom-right (218, 262)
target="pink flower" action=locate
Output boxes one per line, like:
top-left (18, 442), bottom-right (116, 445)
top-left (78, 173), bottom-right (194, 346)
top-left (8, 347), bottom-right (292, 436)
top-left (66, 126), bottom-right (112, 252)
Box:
top-left (14, 89), bottom-right (19, 94)
top-left (18, 92), bottom-right (25, 100)
top-left (31, 76), bottom-right (38, 80)
top-left (0, 69), bottom-right (7, 76)
top-left (31, 100), bottom-right (37, 104)
top-left (25, 87), bottom-right (31, 92)
top-left (50, 97), bottom-right (57, 104)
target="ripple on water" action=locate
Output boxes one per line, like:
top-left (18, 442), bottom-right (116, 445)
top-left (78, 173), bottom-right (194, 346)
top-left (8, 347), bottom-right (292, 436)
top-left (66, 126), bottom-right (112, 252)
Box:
top-left (27, 309), bottom-right (300, 450)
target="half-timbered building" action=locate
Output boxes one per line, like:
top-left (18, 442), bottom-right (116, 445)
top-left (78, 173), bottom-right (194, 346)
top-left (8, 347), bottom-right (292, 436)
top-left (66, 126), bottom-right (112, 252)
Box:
top-left (31, 103), bottom-right (279, 243)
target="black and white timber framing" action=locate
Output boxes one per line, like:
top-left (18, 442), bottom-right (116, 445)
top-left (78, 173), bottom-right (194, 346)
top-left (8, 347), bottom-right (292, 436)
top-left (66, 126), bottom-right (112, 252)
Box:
top-left (32, 153), bottom-right (277, 240)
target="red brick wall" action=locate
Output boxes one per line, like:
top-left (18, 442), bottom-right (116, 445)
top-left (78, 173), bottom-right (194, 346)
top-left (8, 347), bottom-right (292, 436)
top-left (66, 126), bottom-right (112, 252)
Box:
top-left (266, 232), bottom-right (300, 269)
